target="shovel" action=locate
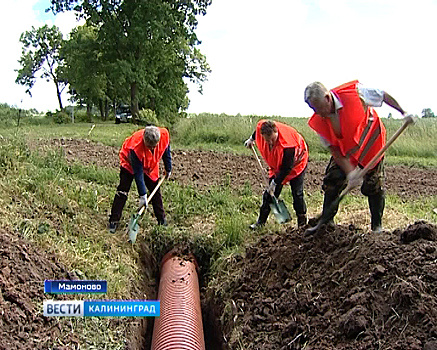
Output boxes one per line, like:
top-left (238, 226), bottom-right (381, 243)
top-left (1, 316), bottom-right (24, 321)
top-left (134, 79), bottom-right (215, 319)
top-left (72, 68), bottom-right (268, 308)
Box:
top-left (127, 176), bottom-right (166, 244)
top-left (250, 145), bottom-right (291, 224)
top-left (305, 114), bottom-right (416, 236)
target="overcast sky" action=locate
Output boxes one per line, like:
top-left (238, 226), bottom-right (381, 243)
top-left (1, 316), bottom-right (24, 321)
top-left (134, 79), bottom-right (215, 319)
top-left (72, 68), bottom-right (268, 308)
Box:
top-left (2, 0), bottom-right (436, 119)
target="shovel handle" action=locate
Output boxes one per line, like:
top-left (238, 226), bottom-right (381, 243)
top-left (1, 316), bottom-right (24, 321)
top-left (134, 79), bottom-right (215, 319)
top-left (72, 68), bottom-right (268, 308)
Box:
top-left (361, 115), bottom-right (415, 176)
top-left (314, 115), bottom-right (415, 229)
top-left (250, 145), bottom-right (270, 187)
top-left (137, 176), bottom-right (166, 216)
top-left (340, 115), bottom-right (415, 198)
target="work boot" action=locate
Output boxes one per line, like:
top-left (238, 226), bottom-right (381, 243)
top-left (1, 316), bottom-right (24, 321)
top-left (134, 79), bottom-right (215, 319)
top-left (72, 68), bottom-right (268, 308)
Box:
top-left (249, 221), bottom-right (265, 230)
top-left (297, 214), bottom-right (307, 227)
top-left (157, 218), bottom-right (168, 226)
top-left (322, 191), bottom-right (342, 220)
top-left (108, 222), bottom-right (118, 234)
top-left (250, 204), bottom-right (270, 230)
top-left (368, 193), bottom-right (385, 234)
top-left (371, 226), bottom-right (383, 234)
top-left (304, 219), bottom-right (335, 237)
top-left (325, 219), bottom-right (335, 229)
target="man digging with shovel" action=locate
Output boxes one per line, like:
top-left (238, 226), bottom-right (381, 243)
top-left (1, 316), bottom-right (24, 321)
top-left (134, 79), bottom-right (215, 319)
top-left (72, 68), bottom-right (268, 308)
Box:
top-left (245, 120), bottom-right (309, 229)
top-left (108, 125), bottom-right (172, 233)
top-left (304, 80), bottom-right (410, 236)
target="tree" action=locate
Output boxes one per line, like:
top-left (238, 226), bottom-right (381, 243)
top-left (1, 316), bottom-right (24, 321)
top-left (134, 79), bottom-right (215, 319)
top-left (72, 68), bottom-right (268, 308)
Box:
top-left (62, 24), bottom-right (109, 120)
top-left (422, 108), bottom-right (435, 118)
top-left (16, 25), bottom-right (67, 110)
top-left (49, 0), bottom-right (211, 123)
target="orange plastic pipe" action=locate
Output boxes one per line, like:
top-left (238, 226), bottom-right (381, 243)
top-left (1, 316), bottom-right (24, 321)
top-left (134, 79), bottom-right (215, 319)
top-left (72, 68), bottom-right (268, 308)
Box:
top-left (151, 251), bottom-right (205, 350)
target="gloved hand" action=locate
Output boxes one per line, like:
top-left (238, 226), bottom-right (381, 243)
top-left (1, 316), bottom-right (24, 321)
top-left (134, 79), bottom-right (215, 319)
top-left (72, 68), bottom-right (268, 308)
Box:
top-left (244, 137), bottom-right (255, 148)
top-left (165, 170), bottom-right (171, 179)
top-left (267, 179), bottom-right (276, 195)
top-left (347, 168), bottom-right (362, 189)
top-left (138, 194), bottom-right (148, 209)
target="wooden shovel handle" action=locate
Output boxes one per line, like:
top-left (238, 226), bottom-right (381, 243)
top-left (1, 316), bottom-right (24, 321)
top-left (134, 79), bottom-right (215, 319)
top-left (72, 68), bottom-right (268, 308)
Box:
top-left (138, 176), bottom-right (166, 216)
top-left (250, 145), bottom-right (270, 187)
top-left (361, 115), bottom-right (415, 175)
top-left (341, 115), bottom-right (416, 198)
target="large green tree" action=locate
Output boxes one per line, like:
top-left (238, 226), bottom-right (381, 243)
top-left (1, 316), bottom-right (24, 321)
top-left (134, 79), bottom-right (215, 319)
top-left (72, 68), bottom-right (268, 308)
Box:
top-left (62, 24), bottom-right (110, 119)
top-left (49, 0), bottom-right (211, 123)
top-left (16, 25), bottom-right (67, 110)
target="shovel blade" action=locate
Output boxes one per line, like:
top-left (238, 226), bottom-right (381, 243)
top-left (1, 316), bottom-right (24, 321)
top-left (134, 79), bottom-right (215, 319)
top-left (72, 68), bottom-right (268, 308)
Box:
top-left (270, 197), bottom-right (291, 224)
top-left (127, 214), bottom-right (140, 244)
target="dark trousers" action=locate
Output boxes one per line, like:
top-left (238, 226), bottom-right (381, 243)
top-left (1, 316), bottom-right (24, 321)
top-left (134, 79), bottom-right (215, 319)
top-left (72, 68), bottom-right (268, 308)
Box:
top-left (257, 167), bottom-right (307, 224)
top-left (322, 157), bottom-right (385, 230)
top-left (109, 167), bottom-right (166, 224)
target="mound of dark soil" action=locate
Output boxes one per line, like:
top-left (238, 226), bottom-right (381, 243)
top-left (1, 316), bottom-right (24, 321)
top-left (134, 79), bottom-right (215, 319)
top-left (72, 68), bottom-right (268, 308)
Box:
top-left (211, 221), bottom-right (437, 349)
top-left (0, 228), bottom-right (82, 349)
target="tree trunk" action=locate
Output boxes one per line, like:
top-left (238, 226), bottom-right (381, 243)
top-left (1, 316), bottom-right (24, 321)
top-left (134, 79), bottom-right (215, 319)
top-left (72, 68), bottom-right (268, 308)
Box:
top-left (130, 82), bottom-right (139, 123)
top-left (104, 98), bottom-right (109, 121)
top-left (86, 104), bottom-right (92, 122)
top-left (149, 97), bottom-right (156, 111)
top-left (99, 99), bottom-right (104, 120)
top-left (55, 81), bottom-right (63, 110)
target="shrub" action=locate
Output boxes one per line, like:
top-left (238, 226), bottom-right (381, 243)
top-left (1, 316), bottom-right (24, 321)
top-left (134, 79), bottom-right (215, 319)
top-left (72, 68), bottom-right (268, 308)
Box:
top-left (138, 109), bottom-right (159, 126)
top-left (73, 110), bottom-right (92, 123)
top-left (51, 110), bottom-right (71, 124)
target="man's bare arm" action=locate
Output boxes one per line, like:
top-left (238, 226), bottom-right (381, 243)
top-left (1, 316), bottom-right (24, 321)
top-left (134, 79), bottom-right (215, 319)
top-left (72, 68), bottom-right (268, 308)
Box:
top-left (383, 92), bottom-right (406, 115)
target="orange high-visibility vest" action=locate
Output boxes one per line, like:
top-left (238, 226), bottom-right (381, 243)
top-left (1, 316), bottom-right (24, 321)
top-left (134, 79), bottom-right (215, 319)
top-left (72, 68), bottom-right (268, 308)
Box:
top-left (308, 80), bottom-right (386, 167)
top-left (119, 127), bottom-right (170, 181)
top-left (255, 120), bottom-right (308, 184)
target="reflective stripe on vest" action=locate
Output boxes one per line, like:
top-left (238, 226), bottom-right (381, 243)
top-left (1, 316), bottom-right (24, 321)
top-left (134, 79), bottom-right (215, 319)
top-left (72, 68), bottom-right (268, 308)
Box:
top-left (345, 118), bottom-right (374, 158)
top-left (358, 123), bottom-right (382, 163)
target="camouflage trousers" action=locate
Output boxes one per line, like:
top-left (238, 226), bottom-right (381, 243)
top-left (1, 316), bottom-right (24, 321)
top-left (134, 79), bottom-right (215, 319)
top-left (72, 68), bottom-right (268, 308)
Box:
top-left (322, 157), bottom-right (385, 230)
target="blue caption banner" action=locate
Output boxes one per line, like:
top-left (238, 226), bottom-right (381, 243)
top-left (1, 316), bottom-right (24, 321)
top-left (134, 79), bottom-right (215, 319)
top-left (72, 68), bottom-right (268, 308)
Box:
top-left (43, 300), bottom-right (160, 317)
top-left (84, 300), bottom-right (160, 317)
top-left (44, 280), bottom-right (107, 294)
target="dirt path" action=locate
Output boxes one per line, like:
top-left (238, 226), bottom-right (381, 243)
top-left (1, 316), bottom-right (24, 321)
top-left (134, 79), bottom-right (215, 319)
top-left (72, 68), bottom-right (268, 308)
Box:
top-left (31, 138), bottom-right (437, 198)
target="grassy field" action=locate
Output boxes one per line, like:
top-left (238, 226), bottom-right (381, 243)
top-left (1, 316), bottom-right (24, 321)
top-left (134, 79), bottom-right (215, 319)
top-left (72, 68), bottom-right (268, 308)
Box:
top-left (172, 114), bottom-right (437, 166)
top-left (1, 111), bottom-right (436, 348)
top-left (5, 112), bottom-right (436, 166)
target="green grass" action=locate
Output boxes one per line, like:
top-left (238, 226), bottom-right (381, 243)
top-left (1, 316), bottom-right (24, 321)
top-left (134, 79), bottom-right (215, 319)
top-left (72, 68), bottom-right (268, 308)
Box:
top-left (1, 111), bottom-right (436, 166)
top-left (0, 122), bottom-right (139, 148)
top-left (173, 114), bottom-right (437, 166)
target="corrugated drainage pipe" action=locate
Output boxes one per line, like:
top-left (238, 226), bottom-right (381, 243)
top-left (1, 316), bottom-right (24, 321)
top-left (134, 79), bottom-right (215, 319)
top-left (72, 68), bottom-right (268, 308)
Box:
top-left (151, 251), bottom-right (205, 350)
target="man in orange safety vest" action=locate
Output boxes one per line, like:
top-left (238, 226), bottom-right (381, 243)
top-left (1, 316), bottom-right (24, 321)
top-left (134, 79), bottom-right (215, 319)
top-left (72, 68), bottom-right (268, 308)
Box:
top-left (108, 125), bottom-right (172, 233)
top-left (244, 120), bottom-right (309, 229)
top-left (304, 80), bottom-right (408, 235)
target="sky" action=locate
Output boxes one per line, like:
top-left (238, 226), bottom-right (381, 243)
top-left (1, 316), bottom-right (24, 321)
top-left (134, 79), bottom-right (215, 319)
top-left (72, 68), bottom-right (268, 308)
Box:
top-left (1, 0), bottom-right (83, 112)
top-left (2, 0), bottom-right (437, 119)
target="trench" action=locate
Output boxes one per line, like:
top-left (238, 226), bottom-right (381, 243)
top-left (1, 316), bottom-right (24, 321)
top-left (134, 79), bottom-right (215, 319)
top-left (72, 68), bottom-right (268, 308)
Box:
top-left (128, 243), bottom-right (226, 350)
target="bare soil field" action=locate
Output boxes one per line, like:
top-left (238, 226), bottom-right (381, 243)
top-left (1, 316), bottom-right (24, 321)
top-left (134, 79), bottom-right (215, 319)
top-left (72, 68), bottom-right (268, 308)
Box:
top-left (1, 138), bottom-right (436, 349)
top-left (30, 138), bottom-right (437, 198)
